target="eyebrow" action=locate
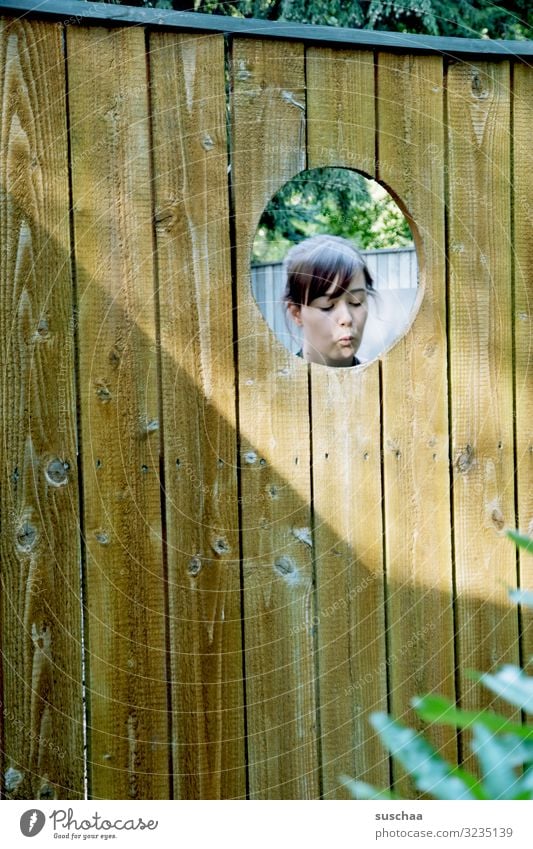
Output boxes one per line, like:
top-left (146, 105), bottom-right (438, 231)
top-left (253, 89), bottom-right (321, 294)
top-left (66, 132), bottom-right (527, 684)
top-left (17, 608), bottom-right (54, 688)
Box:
top-left (320, 287), bottom-right (367, 300)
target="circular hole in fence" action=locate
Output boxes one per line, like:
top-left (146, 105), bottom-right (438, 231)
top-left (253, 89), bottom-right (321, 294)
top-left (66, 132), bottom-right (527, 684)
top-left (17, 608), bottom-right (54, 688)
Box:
top-left (251, 167), bottom-right (421, 368)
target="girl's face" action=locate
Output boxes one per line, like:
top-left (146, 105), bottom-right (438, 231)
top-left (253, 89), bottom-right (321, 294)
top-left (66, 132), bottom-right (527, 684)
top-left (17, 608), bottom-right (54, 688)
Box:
top-left (289, 271), bottom-right (369, 367)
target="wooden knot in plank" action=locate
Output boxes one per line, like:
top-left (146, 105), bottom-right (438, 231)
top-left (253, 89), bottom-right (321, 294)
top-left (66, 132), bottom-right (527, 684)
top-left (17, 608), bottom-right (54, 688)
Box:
top-left (274, 555), bottom-right (295, 576)
top-left (455, 444), bottom-right (474, 474)
top-left (95, 380), bottom-right (112, 403)
top-left (490, 506), bottom-right (505, 531)
top-left (94, 530), bottom-right (110, 545)
top-left (188, 555), bottom-right (202, 576)
top-left (35, 318), bottom-right (50, 339)
top-left (281, 90), bottom-right (305, 110)
top-left (471, 70), bottom-right (489, 99)
top-left (4, 767), bottom-right (24, 792)
top-left (38, 782), bottom-right (56, 799)
top-left (44, 458), bottom-right (70, 487)
top-left (16, 520), bottom-right (37, 552)
top-left (154, 200), bottom-right (179, 232)
top-left (32, 621), bottom-right (51, 652)
top-left (211, 537), bottom-right (230, 556)
top-left (201, 133), bottom-right (215, 151)
top-left (108, 345), bottom-right (121, 367)
top-left (292, 527), bottom-right (312, 548)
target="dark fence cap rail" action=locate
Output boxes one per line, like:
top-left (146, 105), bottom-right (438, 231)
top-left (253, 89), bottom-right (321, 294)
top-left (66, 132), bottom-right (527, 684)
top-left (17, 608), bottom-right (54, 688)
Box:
top-left (1, 0), bottom-right (532, 59)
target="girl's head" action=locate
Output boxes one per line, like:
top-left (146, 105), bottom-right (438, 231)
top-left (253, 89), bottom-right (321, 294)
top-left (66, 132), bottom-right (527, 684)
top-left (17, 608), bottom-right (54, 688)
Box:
top-left (283, 235), bottom-right (373, 367)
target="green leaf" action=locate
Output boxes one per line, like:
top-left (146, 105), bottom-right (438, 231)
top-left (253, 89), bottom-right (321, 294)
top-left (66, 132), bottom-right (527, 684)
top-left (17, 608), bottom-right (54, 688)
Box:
top-left (412, 694), bottom-right (533, 740)
top-left (479, 666), bottom-right (533, 714)
top-left (470, 725), bottom-right (522, 799)
top-left (471, 729), bottom-right (533, 799)
top-left (370, 713), bottom-right (486, 800)
top-left (509, 589), bottom-right (533, 609)
top-left (339, 776), bottom-right (399, 800)
top-left (506, 529), bottom-right (533, 555)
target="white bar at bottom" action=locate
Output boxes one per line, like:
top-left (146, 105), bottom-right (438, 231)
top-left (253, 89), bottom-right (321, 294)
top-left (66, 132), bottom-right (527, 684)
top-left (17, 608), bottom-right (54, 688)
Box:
top-left (1, 799), bottom-right (531, 849)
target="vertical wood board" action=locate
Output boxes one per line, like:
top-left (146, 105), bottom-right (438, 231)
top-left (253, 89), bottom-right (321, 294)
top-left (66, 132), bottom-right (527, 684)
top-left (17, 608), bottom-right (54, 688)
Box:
top-left (149, 31), bottom-right (245, 800)
top-left (447, 61), bottom-right (518, 731)
top-left (67, 24), bottom-right (169, 799)
top-left (377, 53), bottom-right (455, 794)
top-left (513, 64), bottom-right (533, 660)
top-left (232, 37), bottom-right (319, 799)
top-left (0, 18), bottom-right (84, 800)
top-left (306, 46), bottom-right (388, 799)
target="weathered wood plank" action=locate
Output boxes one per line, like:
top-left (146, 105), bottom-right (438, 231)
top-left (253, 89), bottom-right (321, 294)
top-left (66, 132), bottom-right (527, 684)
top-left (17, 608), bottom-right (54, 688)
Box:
top-left (149, 31), bottom-right (245, 800)
top-left (306, 46), bottom-right (388, 799)
top-left (309, 365), bottom-right (388, 797)
top-left (232, 37), bottom-right (319, 799)
top-left (307, 47), bottom-right (375, 174)
top-left (513, 63), bottom-right (533, 659)
top-left (0, 18), bottom-right (84, 799)
top-left (447, 61), bottom-right (518, 742)
top-left (67, 24), bottom-right (169, 799)
top-left (377, 53), bottom-right (456, 795)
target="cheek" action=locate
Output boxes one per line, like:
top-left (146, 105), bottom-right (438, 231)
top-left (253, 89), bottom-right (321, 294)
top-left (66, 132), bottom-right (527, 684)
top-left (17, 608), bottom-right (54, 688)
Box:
top-left (315, 314), bottom-right (334, 334)
top-left (304, 311), bottom-right (326, 333)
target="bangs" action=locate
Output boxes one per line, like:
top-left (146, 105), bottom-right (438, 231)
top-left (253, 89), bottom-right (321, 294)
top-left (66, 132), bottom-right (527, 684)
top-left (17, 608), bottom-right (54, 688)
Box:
top-left (283, 234), bottom-right (373, 307)
top-left (303, 257), bottom-right (358, 304)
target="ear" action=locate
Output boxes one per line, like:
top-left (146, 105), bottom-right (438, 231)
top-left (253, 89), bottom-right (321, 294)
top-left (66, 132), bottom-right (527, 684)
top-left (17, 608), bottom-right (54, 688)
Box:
top-left (287, 303), bottom-right (303, 326)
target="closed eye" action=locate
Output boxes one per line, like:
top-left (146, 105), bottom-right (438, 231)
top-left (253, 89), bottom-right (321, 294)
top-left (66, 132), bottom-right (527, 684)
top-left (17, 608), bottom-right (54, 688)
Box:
top-left (319, 300), bottom-right (363, 311)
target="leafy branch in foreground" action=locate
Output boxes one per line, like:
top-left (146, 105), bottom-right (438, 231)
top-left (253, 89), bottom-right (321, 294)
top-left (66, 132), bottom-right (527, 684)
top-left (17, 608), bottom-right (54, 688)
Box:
top-left (343, 529), bottom-right (533, 801)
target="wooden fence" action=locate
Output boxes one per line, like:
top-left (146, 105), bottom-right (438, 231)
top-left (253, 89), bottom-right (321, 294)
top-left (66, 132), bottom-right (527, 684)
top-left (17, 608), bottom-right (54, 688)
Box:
top-left (0, 2), bottom-right (532, 801)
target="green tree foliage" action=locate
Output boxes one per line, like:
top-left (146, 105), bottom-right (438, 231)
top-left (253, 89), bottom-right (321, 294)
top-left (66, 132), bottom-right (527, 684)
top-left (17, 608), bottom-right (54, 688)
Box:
top-left (252, 169), bottom-right (412, 262)
top-left (195, 0), bottom-right (531, 40)
top-left (87, 1), bottom-right (532, 40)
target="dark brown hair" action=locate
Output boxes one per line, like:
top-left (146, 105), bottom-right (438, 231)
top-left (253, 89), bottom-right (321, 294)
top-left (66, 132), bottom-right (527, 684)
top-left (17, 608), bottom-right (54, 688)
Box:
top-left (282, 234), bottom-right (374, 307)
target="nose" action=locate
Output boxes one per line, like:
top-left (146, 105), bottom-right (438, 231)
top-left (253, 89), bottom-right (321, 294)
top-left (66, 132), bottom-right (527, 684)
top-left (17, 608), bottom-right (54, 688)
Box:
top-left (335, 300), bottom-right (352, 325)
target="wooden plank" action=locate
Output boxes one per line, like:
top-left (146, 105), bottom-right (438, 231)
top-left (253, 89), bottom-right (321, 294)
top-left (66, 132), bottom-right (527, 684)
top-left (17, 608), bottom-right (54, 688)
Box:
top-left (67, 25), bottom-right (169, 799)
top-left (306, 46), bottom-right (388, 799)
top-left (232, 37), bottom-right (319, 799)
top-left (0, 18), bottom-right (84, 799)
top-left (447, 61), bottom-right (518, 738)
top-left (307, 47), bottom-right (375, 174)
top-left (377, 53), bottom-right (456, 795)
top-left (310, 368), bottom-right (388, 797)
top-left (149, 31), bottom-right (245, 800)
top-left (513, 64), bottom-right (533, 658)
